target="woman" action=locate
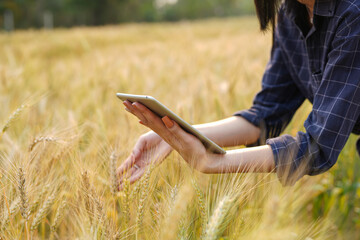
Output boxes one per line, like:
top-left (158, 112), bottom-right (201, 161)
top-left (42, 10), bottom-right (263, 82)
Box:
top-left (117, 0), bottom-right (360, 187)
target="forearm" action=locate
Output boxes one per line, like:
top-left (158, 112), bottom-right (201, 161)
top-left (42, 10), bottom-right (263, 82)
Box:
top-left (206, 145), bottom-right (275, 174)
top-left (194, 116), bottom-right (260, 147)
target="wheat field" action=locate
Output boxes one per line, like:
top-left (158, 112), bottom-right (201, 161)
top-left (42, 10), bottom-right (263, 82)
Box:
top-left (0, 17), bottom-right (359, 239)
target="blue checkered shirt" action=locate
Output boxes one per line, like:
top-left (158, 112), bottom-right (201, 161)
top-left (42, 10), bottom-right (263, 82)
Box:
top-left (234, 0), bottom-right (360, 185)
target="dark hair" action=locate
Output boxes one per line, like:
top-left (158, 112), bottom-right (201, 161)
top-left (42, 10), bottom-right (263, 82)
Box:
top-left (254, 0), bottom-right (310, 32)
top-left (254, 0), bottom-right (282, 31)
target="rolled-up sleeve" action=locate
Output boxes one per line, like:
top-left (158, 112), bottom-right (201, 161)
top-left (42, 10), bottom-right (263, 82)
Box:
top-left (267, 19), bottom-right (360, 185)
top-left (234, 33), bottom-right (305, 144)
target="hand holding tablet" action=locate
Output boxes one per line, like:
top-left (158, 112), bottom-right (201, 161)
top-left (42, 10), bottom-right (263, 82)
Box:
top-left (117, 93), bottom-right (226, 154)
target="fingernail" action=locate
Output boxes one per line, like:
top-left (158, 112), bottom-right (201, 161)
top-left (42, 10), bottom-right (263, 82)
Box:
top-left (133, 103), bottom-right (142, 111)
top-left (162, 116), bottom-right (174, 128)
top-left (125, 107), bottom-right (130, 112)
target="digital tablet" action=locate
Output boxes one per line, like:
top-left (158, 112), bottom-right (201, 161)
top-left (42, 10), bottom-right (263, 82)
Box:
top-left (116, 93), bottom-right (226, 154)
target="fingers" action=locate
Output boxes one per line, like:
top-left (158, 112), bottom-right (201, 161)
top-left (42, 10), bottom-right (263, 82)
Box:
top-left (123, 100), bottom-right (147, 124)
top-left (118, 166), bottom-right (137, 185)
top-left (133, 102), bottom-right (168, 130)
top-left (118, 168), bottom-right (145, 190)
top-left (117, 137), bottom-right (146, 178)
top-left (116, 154), bottom-right (136, 178)
top-left (161, 116), bottom-right (195, 149)
top-left (124, 101), bottom-right (168, 133)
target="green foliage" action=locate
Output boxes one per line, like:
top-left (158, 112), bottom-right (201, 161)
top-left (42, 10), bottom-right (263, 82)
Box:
top-left (0, 0), bottom-right (255, 29)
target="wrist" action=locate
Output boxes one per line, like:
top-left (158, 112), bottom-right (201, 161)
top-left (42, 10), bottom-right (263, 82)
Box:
top-left (202, 152), bottom-right (228, 174)
top-left (165, 142), bottom-right (173, 153)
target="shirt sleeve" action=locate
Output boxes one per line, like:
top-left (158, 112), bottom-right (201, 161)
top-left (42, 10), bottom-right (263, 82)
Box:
top-left (266, 17), bottom-right (360, 186)
top-left (233, 31), bottom-right (305, 145)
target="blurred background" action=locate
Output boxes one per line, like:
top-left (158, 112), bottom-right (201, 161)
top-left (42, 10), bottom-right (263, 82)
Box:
top-left (1, 0), bottom-right (360, 239)
top-left (0, 0), bottom-right (255, 31)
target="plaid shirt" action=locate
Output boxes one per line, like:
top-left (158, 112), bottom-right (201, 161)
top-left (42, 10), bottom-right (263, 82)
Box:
top-left (234, 0), bottom-right (360, 185)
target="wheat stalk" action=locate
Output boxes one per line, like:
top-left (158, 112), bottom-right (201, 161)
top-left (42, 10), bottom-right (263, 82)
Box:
top-left (51, 199), bottom-right (66, 232)
top-left (122, 178), bottom-right (130, 226)
top-left (0, 194), bottom-right (3, 222)
top-left (167, 184), bottom-right (179, 214)
top-left (170, 184), bottom-right (179, 203)
top-left (17, 167), bottom-right (30, 221)
top-left (129, 180), bottom-right (141, 201)
top-left (31, 184), bottom-right (51, 213)
top-left (135, 166), bottom-right (152, 235)
top-left (81, 170), bottom-right (94, 224)
top-left (203, 196), bottom-right (233, 240)
top-left (1, 104), bottom-right (28, 135)
top-left (110, 151), bottom-right (118, 195)
top-left (93, 195), bottom-right (105, 226)
top-left (150, 201), bottom-right (161, 233)
top-left (81, 170), bottom-right (112, 237)
top-left (28, 136), bottom-right (60, 151)
top-left (1, 197), bottom-right (20, 228)
top-left (30, 190), bottom-right (57, 231)
top-left (192, 180), bottom-right (207, 238)
top-left (177, 219), bottom-right (188, 240)
top-left (160, 184), bottom-right (194, 240)
top-left (92, 192), bottom-right (113, 239)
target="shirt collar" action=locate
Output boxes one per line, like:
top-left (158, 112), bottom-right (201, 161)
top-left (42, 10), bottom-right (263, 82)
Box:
top-left (313, 0), bottom-right (336, 17)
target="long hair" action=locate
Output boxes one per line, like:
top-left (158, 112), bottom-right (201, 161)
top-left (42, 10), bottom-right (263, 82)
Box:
top-left (254, 0), bottom-right (309, 32)
top-left (254, 0), bottom-right (282, 31)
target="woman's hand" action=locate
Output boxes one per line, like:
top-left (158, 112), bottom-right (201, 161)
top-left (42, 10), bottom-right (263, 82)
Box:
top-left (117, 130), bottom-right (172, 188)
top-left (122, 100), bottom-right (223, 173)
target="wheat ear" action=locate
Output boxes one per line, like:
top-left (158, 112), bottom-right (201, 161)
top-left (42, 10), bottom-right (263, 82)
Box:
top-left (93, 195), bottom-right (105, 225)
top-left (160, 184), bottom-right (194, 240)
top-left (110, 151), bottom-right (118, 195)
top-left (31, 184), bottom-right (51, 213)
top-left (28, 136), bottom-right (59, 151)
top-left (51, 200), bottom-right (66, 232)
top-left (30, 190), bottom-right (57, 231)
top-left (17, 167), bottom-right (30, 221)
top-left (203, 196), bottom-right (233, 240)
top-left (1, 104), bottom-right (28, 134)
top-left (1, 197), bottom-right (20, 228)
top-left (122, 178), bottom-right (130, 226)
top-left (129, 180), bottom-right (141, 201)
top-left (81, 170), bottom-right (94, 224)
top-left (92, 192), bottom-right (113, 239)
top-left (135, 166), bottom-right (152, 235)
top-left (192, 180), bottom-right (207, 238)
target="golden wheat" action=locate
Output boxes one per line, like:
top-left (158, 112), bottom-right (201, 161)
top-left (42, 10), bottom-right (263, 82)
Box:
top-left (17, 167), bottom-right (30, 221)
top-left (1, 104), bottom-right (28, 134)
top-left (31, 184), bottom-right (51, 213)
top-left (51, 199), bottom-right (66, 232)
top-left (28, 136), bottom-right (60, 152)
top-left (0, 17), bottom-right (356, 239)
top-left (135, 166), bottom-right (152, 235)
top-left (160, 183), bottom-right (194, 240)
top-left (193, 180), bottom-right (207, 238)
top-left (1, 197), bottom-right (20, 228)
top-left (110, 151), bottom-right (119, 195)
top-left (30, 190), bottom-right (57, 231)
top-left (81, 170), bottom-right (95, 224)
top-left (204, 196), bottom-right (233, 240)
top-left (122, 177), bottom-right (131, 226)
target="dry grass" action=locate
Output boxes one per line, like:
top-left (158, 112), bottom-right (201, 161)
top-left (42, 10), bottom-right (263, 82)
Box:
top-left (0, 17), bottom-right (359, 239)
